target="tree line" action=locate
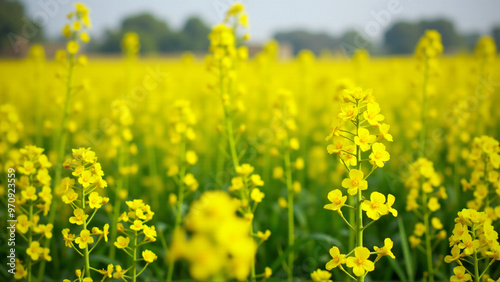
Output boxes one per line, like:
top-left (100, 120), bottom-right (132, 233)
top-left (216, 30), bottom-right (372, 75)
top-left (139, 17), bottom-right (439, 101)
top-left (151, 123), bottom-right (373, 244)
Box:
top-left (1, 0), bottom-right (499, 56)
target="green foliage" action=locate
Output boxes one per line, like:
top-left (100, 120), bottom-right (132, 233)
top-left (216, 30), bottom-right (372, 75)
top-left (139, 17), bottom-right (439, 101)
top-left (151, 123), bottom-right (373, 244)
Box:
top-left (492, 26), bottom-right (500, 52)
top-left (274, 30), bottom-right (341, 55)
top-left (97, 13), bottom-right (210, 54)
top-left (384, 19), bottom-right (462, 54)
top-left (0, 0), bottom-right (43, 52)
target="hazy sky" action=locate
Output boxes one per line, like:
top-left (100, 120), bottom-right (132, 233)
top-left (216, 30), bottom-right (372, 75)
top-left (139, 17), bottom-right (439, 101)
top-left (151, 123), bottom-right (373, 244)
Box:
top-left (20, 0), bottom-right (500, 43)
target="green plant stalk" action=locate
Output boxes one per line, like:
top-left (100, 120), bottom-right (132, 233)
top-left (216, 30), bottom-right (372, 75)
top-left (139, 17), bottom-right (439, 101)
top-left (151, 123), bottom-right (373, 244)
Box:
top-left (225, 110), bottom-right (257, 282)
top-left (28, 203), bottom-right (33, 282)
top-left (147, 143), bottom-right (159, 211)
top-left (355, 101), bottom-right (364, 282)
top-left (418, 59), bottom-right (429, 159)
top-left (82, 189), bottom-right (91, 278)
top-left (422, 191), bottom-right (434, 282)
top-left (167, 140), bottom-right (187, 282)
top-left (39, 52), bottom-right (75, 280)
top-left (34, 61), bottom-right (43, 147)
top-left (249, 217), bottom-right (256, 281)
top-left (221, 64), bottom-right (257, 281)
top-left (475, 58), bottom-right (486, 135)
top-left (284, 144), bottom-right (294, 281)
top-left (133, 231), bottom-right (138, 282)
top-left (483, 157), bottom-right (490, 208)
top-left (109, 142), bottom-right (126, 260)
top-left (218, 58), bottom-right (240, 171)
top-left (225, 117), bottom-right (240, 170)
top-left (453, 139), bottom-right (462, 206)
top-left (473, 227), bottom-right (479, 282)
top-left (348, 196), bottom-right (355, 251)
top-left (111, 56), bottom-right (133, 258)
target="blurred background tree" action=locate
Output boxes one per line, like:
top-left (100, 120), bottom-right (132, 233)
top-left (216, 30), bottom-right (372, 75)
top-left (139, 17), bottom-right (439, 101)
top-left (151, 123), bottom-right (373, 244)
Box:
top-left (2, 0), bottom-right (499, 57)
top-left (0, 0), bottom-right (44, 54)
top-left (97, 13), bottom-right (210, 54)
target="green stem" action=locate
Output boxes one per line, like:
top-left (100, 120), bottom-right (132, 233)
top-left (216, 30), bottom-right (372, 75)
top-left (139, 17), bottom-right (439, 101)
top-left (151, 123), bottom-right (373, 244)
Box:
top-left (453, 140), bottom-right (462, 206)
top-left (475, 58), bottom-right (486, 135)
top-left (167, 140), bottom-right (187, 282)
top-left (284, 144), bottom-right (294, 281)
top-left (483, 157), bottom-right (490, 208)
top-left (109, 143), bottom-right (125, 260)
top-left (28, 204), bottom-right (33, 282)
top-left (348, 193), bottom-right (355, 252)
top-left (39, 52), bottom-right (76, 280)
top-left (82, 188), bottom-right (91, 278)
top-left (473, 227), bottom-right (479, 282)
top-left (422, 191), bottom-right (434, 282)
top-left (147, 144), bottom-right (159, 211)
top-left (34, 61), bottom-right (43, 147)
top-left (136, 263), bottom-right (149, 278)
top-left (226, 117), bottom-right (240, 169)
top-left (479, 259), bottom-right (495, 281)
top-left (418, 59), bottom-right (429, 159)
top-left (133, 231), bottom-right (137, 282)
top-left (355, 101), bottom-right (364, 282)
top-left (249, 219), bottom-right (256, 281)
top-left (339, 211), bottom-right (356, 231)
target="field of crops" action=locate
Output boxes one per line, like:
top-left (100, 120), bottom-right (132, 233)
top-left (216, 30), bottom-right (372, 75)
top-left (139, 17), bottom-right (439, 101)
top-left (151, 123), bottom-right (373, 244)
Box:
top-left (1, 3), bottom-right (500, 282)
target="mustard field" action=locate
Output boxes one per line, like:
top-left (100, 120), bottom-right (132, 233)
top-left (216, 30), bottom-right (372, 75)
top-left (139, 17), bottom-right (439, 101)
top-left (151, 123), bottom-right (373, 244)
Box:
top-left (1, 3), bottom-right (500, 282)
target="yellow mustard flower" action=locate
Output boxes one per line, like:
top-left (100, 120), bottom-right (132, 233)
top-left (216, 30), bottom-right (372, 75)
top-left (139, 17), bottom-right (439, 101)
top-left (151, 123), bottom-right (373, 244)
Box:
top-left (354, 128), bottom-right (376, 152)
top-left (311, 269), bottom-right (332, 282)
top-left (115, 236), bottom-right (130, 249)
top-left (142, 250), bottom-right (157, 263)
top-left (69, 208), bottom-right (88, 225)
top-left (250, 188), bottom-right (265, 203)
top-left (75, 230), bottom-right (94, 249)
top-left (324, 189), bottom-right (347, 212)
top-left (341, 169), bottom-right (368, 196)
top-left (450, 266), bottom-right (472, 282)
top-left (26, 241), bottom-right (44, 261)
top-left (369, 142), bottom-right (390, 167)
top-left (361, 192), bottom-right (389, 220)
top-left (345, 247), bottom-right (374, 277)
top-left (374, 238), bottom-right (395, 259)
top-left (325, 246), bottom-right (345, 270)
top-left (88, 192), bottom-right (103, 209)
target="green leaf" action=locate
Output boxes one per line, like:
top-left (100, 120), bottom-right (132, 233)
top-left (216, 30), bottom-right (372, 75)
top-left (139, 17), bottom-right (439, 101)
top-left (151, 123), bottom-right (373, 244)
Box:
top-left (398, 216), bottom-right (415, 281)
top-left (388, 257), bottom-right (407, 281)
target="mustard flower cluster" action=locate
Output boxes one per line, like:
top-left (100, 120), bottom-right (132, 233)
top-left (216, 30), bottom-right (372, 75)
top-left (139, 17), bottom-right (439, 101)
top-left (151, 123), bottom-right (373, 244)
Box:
top-left (121, 32), bottom-right (140, 58)
top-left (61, 148), bottom-right (109, 280)
top-left (462, 136), bottom-right (500, 217)
top-left (206, 2), bottom-right (249, 113)
top-left (207, 4), bottom-right (270, 280)
top-left (444, 209), bottom-right (500, 281)
top-left (170, 191), bottom-right (262, 281)
top-left (113, 199), bottom-right (157, 281)
top-left (323, 87), bottom-right (396, 281)
top-left (415, 30), bottom-right (443, 75)
top-left (58, 3), bottom-right (91, 66)
top-left (0, 104), bottom-right (23, 148)
top-left (166, 99), bottom-right (199, 203)
top-left (473, 37), bottom-right (497, 135)
top-left (165, 100), bottom-right (199, 281)
top-left (405, 158), bottom-right (447, 281)
top-left (13, 146), bottom-right (53, 281)
top-left (270, 89), bottom-right (303, 280)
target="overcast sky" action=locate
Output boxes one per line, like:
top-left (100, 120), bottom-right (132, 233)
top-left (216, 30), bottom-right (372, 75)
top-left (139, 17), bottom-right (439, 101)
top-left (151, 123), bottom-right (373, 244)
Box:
top-left (20, 0), bottom-right (500, 43)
